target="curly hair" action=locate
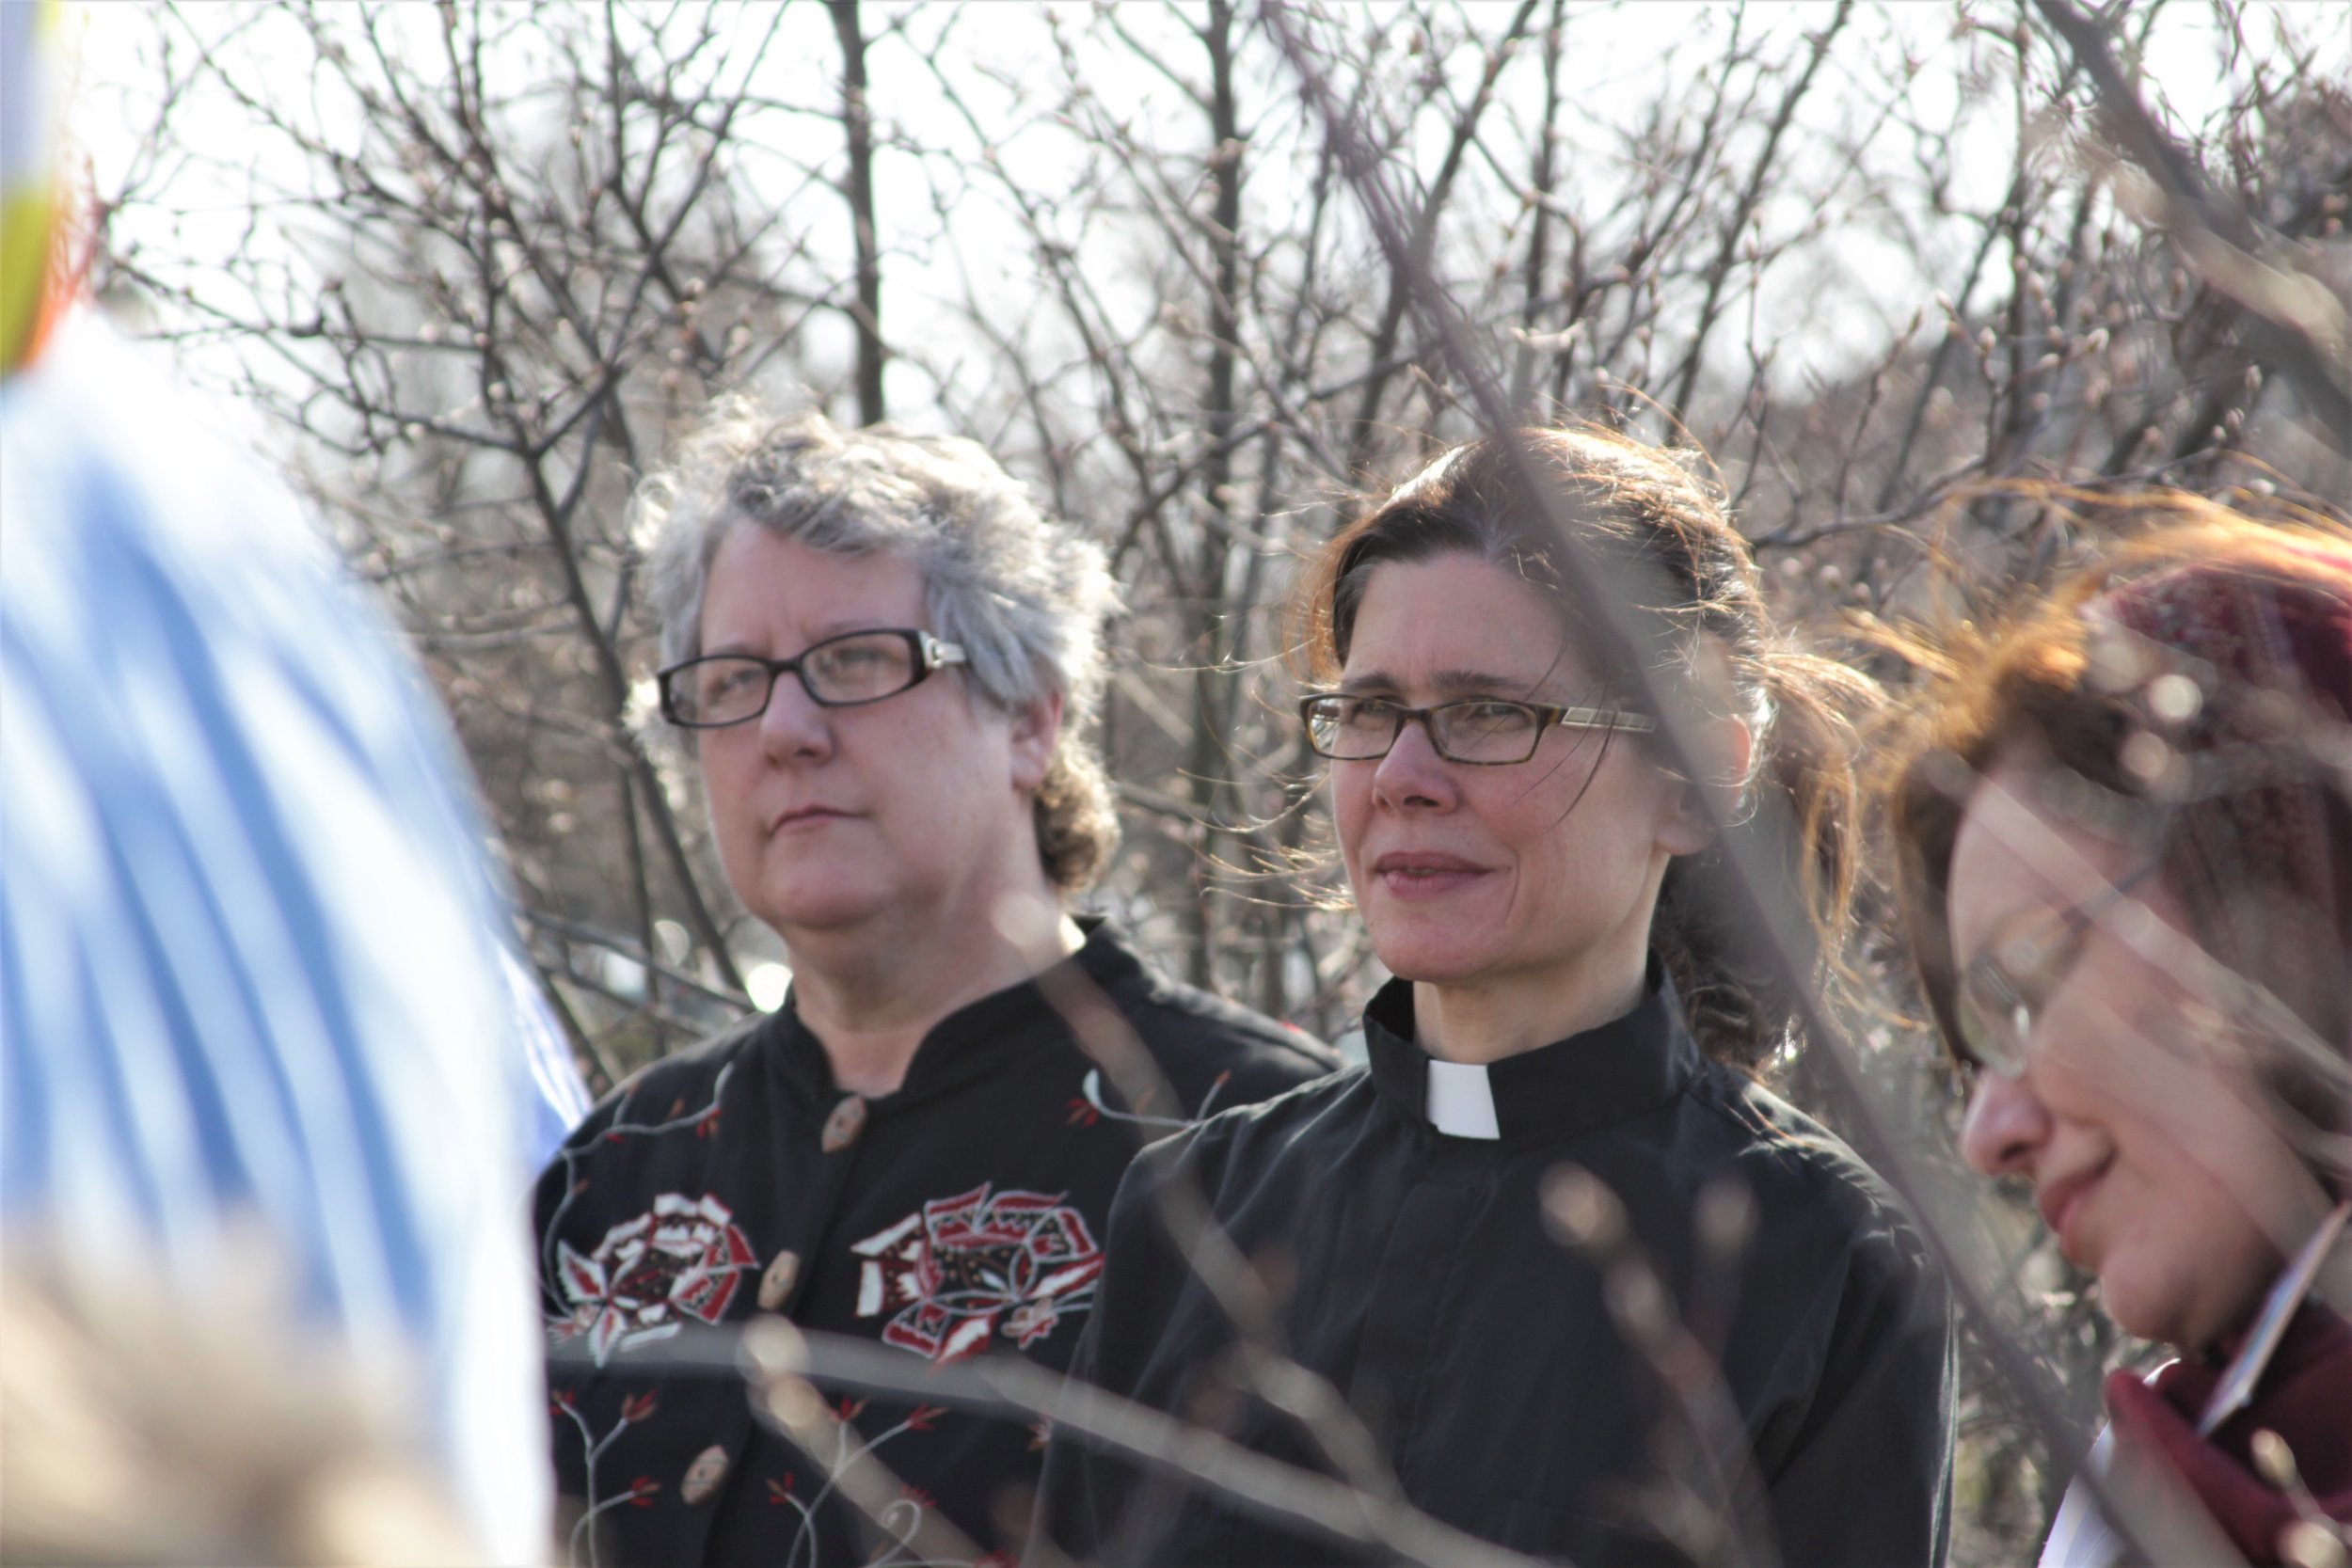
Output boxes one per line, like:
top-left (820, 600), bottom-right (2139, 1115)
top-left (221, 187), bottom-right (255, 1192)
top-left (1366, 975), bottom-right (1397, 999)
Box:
top-left (636, 401), bottom-right (1120, 893)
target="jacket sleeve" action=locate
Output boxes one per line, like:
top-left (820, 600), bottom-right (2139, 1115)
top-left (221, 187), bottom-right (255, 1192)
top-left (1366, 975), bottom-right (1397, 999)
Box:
top-left (1760, 1227), bottom-right (1958, 1568)
top-left (531, 1085), bottom-right (630, 1320)
top-left (1028, 1134), bottom-right (1211, 1565)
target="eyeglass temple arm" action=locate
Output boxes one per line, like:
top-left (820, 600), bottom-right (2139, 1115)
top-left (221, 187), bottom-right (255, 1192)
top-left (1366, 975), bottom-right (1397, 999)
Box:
top-left (1553, 705), bottom-right (1655, 733)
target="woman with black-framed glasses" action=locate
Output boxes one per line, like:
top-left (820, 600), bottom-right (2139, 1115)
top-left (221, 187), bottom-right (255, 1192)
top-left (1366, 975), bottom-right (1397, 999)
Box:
top-left (1037, 427), bottom-right (1954, 1567)
top-left (533, 406), bottom-right (1337, 1568)
top-left (1884, 507), bottom-right (2352, 1566)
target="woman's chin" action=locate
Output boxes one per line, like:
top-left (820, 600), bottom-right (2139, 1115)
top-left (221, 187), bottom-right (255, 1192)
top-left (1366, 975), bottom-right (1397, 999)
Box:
top-left (2096, 1267), bottom-right (2233, 1354)
top-left (1368, 930), bottom-right (1498, 988)
top-left (2091, 1216), bottom-right (2285, 1354)
top-left (744, 878), bottom-right (898, 942)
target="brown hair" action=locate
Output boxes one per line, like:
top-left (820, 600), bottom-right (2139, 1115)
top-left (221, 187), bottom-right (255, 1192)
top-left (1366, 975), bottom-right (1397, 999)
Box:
top-left (1296, 426), bottom-right (1880, 1070)
top-left (1880, 501), bottom-right (2352, 1180)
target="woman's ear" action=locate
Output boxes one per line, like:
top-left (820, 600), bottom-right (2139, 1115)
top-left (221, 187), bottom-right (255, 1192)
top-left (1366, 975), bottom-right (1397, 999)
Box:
top-left (1656, 712), bottom-right (1754, 857)
top-left (1656, 635), bottom-right (1756, 856)
top-left (1007, 688), bottom-right (1066, 795)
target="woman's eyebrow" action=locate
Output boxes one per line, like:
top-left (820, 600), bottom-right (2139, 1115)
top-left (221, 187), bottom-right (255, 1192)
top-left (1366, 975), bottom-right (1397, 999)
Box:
top-left (1431, 666), bottom-right (1544, 695)
top-left (1338, 666), bottom-right (1549, 694)
top-left (699, 620), bottom-right (904, 659)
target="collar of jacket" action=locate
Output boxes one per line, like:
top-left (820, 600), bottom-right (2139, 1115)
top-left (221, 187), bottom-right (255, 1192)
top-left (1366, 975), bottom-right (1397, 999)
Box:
top-left (766, 915), bottom-right (1148, 1111)
top-left (1361, 961), bottom-right (1702, 1148)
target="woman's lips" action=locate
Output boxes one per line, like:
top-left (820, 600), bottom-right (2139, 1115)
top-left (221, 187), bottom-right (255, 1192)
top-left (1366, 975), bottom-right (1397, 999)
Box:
top-left (771, 806), bottom-right (853, 833)
top-left (2038, 1165), bottom-right (2107, 1264)
top-left (1371, 852), bottom-right (1490, 900)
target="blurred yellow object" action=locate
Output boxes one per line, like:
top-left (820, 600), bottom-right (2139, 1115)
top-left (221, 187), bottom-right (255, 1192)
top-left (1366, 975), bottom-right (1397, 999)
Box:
top-left (1, 0), bottom-right (63, 377)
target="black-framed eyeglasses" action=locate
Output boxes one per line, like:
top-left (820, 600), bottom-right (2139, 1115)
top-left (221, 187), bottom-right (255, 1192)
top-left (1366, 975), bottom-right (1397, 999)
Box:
top-left (658, 629), bottom-right (968, 728)
top-left (1951, 857), bottom-right (2163, 1091)
top-left (1297, 692), bottom-right (1656, 766)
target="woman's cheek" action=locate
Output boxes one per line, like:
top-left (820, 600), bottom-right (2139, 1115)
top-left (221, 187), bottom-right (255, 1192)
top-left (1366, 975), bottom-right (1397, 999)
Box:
top-left (1328, 772), bottom-right (1372, 881)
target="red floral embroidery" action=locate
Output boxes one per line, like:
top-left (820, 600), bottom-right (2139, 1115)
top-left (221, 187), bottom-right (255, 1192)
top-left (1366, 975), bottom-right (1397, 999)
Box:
top-left (553, 1193), bottom-right (757, 1365)
top-left (850, 1184), bottom-right (1104, 1362)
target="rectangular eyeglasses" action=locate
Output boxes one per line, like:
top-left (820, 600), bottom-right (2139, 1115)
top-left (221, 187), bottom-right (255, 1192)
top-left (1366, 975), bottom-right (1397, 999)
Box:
top-left (1298, 692), bottom-right (1656, 766)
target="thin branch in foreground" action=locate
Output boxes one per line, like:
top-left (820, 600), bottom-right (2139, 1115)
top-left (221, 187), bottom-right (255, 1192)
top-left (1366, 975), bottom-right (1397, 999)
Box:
top-left (2032, 0), bottom-right (2352, 451)
top-left (554, 1323), bottom-right (1554, 1568)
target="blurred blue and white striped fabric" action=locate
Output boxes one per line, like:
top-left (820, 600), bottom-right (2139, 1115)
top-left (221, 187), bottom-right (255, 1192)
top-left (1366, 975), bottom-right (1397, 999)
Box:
top-left (507, 941), bottom-right (596, 1160)
top-left (1, 310), bottom-right (554, 1562)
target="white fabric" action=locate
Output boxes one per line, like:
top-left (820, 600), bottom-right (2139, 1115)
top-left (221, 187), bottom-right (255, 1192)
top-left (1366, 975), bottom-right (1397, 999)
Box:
top-left (1426, 1059), bottom-right (1502, 1140)
top-left (2038, 1429), bottom-right (2124, 1568)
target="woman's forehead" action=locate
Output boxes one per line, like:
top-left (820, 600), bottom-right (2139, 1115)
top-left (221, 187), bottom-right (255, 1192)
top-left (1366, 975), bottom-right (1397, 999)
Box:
top-left (700, 529), bottom-right (924, 641)
top-left (1342, 554), bottom-right (1589, 691)
top-left (1947, 758), bottom-right (2145, 950)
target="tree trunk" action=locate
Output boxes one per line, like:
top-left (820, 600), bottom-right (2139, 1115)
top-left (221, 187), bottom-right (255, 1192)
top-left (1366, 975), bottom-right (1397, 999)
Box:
top-left (833, 0), bottom-right (885, 425)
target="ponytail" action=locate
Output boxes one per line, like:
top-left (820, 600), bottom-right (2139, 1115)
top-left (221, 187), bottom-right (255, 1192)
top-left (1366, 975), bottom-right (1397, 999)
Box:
top-left (1653, 649), bottom-right (1878, 1070)
top-left (1303, 425), bottom-right (1881, 1070)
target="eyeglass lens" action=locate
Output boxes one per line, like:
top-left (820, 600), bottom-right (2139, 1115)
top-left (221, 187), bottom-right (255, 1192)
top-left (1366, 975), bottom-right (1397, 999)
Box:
top-left (1952, 879), bottom-right (2134, 1085)
top-left (1955, 967), bottom-right (2035, 1082)
top-left (1308, 697), bottom-right (1547, 764)
top-left (675, 632), bottom-right (920, 723)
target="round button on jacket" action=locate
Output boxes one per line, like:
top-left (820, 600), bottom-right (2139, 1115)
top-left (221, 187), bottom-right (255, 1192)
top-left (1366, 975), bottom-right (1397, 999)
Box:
top-left (820, 1095), bottom-right (868, 1152)
top-left (757, 1248), bottom-right (802, 1311)
top-left (680, 1444), bottom-right (730, 1506)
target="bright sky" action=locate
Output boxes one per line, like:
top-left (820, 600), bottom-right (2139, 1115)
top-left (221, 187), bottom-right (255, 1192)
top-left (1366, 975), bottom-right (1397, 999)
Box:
top-left (56, 2), bottom-right (2351, 420)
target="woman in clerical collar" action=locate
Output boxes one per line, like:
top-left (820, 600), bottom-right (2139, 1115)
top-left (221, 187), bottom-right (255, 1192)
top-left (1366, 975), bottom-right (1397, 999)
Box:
top-left (1036, 426), bottom-right (1956, 1568)
top-left (1883, 508), bottom-right (2352, 1567)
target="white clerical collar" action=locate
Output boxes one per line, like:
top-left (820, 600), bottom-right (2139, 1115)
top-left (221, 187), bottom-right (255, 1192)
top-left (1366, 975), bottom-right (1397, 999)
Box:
top-left (1424, 1058), bottom-right (1501, 1140)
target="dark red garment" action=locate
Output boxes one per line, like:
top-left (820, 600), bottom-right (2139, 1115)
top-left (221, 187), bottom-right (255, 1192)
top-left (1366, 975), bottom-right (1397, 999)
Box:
top-left (2104, 1303), bottom-right (2352, 1565)
top-left (2099, 549), bottom-right (2352, 1066)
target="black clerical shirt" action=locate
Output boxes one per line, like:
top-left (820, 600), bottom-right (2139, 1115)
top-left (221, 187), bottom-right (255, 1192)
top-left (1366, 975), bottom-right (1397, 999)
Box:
top-left (1037, 973), bottom-right (1957, 1567)
top-left (534, 920), bottom-right (1335, 1567)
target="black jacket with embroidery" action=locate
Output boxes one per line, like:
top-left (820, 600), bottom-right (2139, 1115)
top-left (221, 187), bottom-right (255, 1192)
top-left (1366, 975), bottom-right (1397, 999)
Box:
top-left (533, 920), bottom-right (1336, 1567)
top-left (1035, 971), bottom-right (1957, 1568)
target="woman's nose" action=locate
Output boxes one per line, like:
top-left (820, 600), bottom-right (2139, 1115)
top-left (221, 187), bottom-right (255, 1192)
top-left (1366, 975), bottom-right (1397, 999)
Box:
top-left (1958, 1069), bottom-right (2052, 1178)
top-left (756, 673), bottom-right (834, 761)
top-left (1370, 716), bottom-right (1456, 811)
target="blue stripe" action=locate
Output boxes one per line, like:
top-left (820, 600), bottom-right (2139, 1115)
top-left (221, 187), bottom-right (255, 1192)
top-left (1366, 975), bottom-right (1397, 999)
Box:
top-left (0, 864), bottom-right (51, 1202)
top-left (0, 313), bottom-right (551, 1559)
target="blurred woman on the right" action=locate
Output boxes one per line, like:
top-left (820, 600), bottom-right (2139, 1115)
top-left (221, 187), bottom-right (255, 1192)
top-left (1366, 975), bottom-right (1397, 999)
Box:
top-left (1883, 504), bottom-right (2352, 1566)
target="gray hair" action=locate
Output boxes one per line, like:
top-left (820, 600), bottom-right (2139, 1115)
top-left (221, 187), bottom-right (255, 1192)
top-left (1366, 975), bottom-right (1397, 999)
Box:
top-left (636, 400), bottom-right (1121, 893)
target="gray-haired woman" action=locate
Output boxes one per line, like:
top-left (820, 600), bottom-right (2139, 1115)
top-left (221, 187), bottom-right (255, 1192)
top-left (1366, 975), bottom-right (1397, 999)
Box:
top-left (533, 404), bottom-right (1335, 1568)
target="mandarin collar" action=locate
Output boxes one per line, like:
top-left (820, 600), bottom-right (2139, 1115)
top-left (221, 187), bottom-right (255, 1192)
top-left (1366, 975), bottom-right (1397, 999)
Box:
top-left (1362, 964), bottom-right (1700, 1147)
top-left (770, 916), bottom-right (1139, 1108)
